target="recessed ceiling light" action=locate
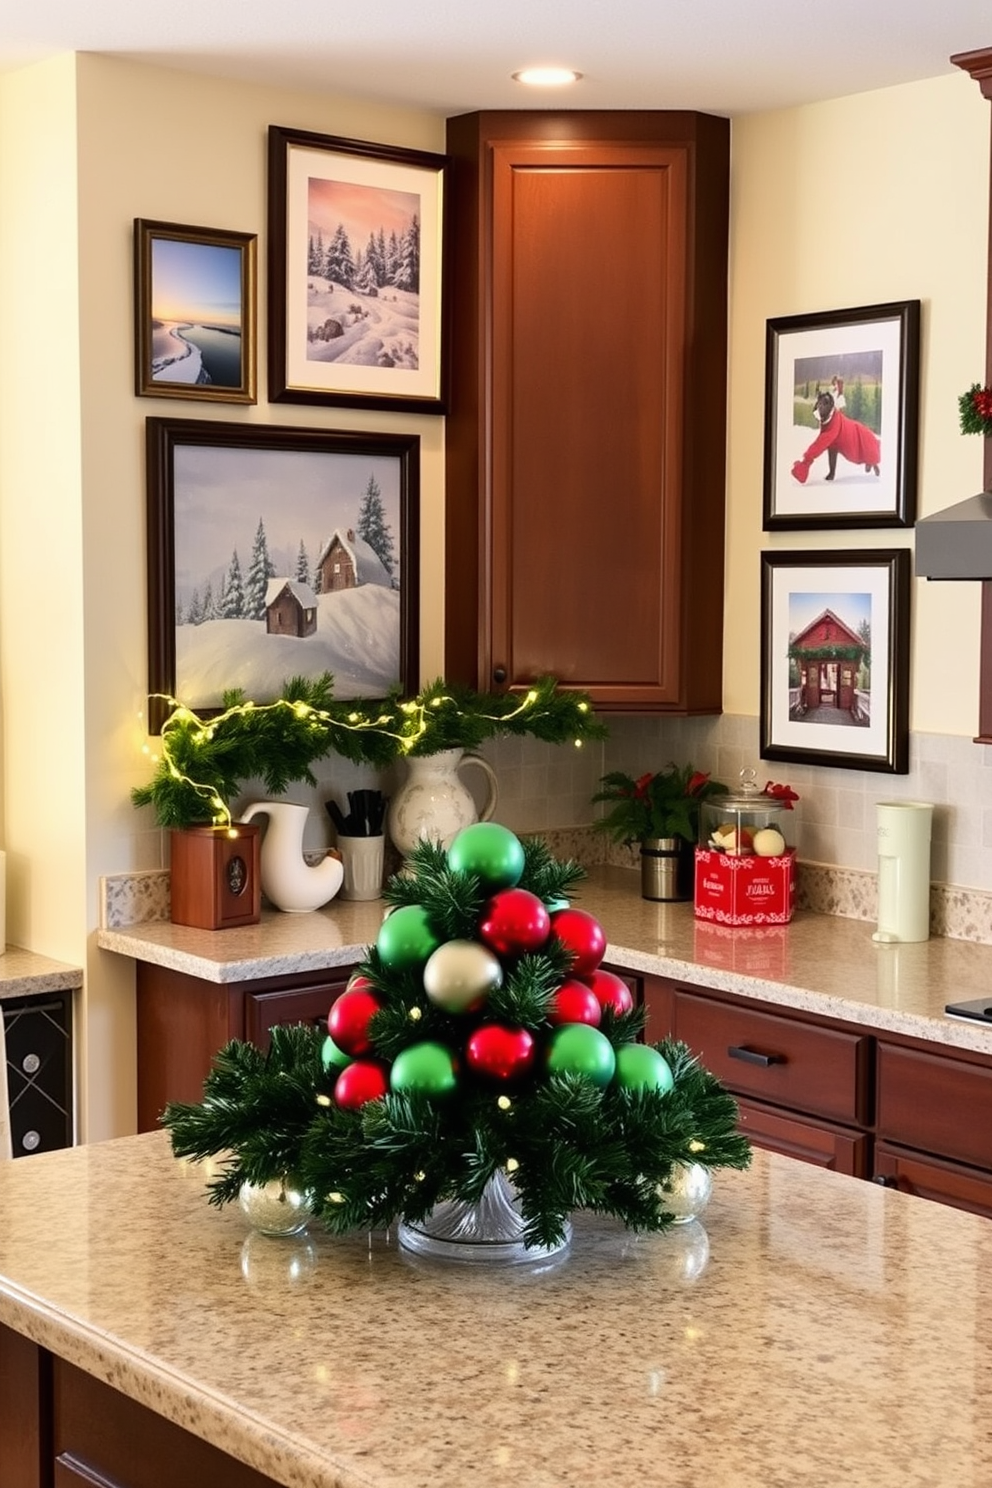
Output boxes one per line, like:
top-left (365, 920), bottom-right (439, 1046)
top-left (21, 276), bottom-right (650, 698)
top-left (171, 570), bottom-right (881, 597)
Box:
top-left (512, 67), bottom-right (583, 87)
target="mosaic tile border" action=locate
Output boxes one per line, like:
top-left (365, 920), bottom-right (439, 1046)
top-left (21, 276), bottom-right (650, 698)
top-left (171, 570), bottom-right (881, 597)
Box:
top-left (100, 840), bottom-right (992, 947)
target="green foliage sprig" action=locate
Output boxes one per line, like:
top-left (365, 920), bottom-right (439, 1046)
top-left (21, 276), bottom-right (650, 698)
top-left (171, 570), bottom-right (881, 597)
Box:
top-left (132, 672), bottom-right (607, 830)
top-left (163, 839), bottom-right (750, 1250)
top-left (592, 763), bottom-right (728, 846)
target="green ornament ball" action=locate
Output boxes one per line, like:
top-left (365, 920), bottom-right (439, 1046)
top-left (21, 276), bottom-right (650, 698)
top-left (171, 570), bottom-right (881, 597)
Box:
top-left (546, 1023), bottom-right (617, 1088)
top-left (321, 1033), bottom-right (352, 1073)
top-left (447, 822), bottom-right (525, 891)
top-left (613, 1043), bottom-right (674, 1094)
top-left (390, 1040), bottom-right (459, 1097)
top-left (423, 938), bottom-right (503, 1014)
top-left (377, 904), bottom-right (442, 969)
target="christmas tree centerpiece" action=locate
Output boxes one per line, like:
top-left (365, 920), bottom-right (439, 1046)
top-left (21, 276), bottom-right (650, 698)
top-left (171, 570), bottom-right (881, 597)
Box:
top-left (164, 824), bottom-right (751, 1260)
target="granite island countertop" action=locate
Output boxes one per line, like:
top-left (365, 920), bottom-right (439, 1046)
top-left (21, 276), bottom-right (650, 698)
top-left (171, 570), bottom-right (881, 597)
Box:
top-left (98, 866), bottom-right (992, 1056)
top-left (0, 1128), bottom-right (989, 1488)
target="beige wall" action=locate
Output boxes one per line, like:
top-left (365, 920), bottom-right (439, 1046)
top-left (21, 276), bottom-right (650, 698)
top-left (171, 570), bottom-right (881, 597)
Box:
top-left (726, 72), bottom-right (990, 732)
top-left (1, 57), bottom-right (989, 1141)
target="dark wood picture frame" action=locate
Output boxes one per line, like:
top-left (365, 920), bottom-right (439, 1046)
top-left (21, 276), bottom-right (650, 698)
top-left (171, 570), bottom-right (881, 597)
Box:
top-left (760, 548), bottom-right (911, 773)
top-left (267, 125), bottom-right (447, 414)
top-left (763, 300), bottom-right (920, 530)
top-left (145, 418), bottom-right (420, 735)
top-left (134, 219), bottom-right (257, 403)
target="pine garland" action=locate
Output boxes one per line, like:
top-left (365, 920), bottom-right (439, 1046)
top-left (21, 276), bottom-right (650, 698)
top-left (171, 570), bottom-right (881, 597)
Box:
top-left (132, 673), bottom-right (607, 829)
top-left (164, 838), bottom-right (751, 1248)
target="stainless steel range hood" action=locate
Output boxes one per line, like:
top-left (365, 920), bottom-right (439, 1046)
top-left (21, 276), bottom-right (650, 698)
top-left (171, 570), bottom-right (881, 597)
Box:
top-left (915, 493), bottom-right (992, 579)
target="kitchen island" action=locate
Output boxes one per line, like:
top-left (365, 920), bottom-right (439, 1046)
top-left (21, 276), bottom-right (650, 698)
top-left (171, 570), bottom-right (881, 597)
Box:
top-left (1, 1128), bottom-right (990, 1488)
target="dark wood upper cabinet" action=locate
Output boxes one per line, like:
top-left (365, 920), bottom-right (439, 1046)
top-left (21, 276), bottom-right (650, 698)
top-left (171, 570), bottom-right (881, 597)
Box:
top-left (444, 110), bottom-right (730, 712)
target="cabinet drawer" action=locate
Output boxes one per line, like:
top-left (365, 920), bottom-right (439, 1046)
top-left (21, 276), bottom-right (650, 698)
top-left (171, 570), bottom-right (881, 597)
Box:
top-left (673, 991), bottom-right (870, 1125)
top-left (737, 1097), bottom-right (870, 1177)
top-left (876, 1043), bottom-right (992, 1171)
top-left (874, 1141), bottom-right (992, 1220)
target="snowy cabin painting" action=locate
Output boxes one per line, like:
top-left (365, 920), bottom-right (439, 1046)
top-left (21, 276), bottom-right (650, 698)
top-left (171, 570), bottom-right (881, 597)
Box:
top-left (265, 579), bottom-right (318, 638)
top-left (789, 608), bottom-right (869, 725)
top-left (316, 528), bottom-right (392, 593)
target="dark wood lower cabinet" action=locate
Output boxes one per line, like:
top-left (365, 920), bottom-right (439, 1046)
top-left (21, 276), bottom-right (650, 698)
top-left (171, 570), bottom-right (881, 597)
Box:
top-left (643, 971), bottom-right (992, 1210)
top-left (135, 963), bottom-right (355, 1132)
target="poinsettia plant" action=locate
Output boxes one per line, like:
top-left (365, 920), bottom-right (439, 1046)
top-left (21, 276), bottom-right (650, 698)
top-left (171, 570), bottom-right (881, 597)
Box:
top-left (592, 764), bottom-right (728, 846)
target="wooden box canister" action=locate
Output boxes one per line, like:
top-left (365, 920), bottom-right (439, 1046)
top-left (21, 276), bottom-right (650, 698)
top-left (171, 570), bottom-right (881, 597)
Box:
top-left (169, 824), bottom-right (261, 930)
top-left (693, 847), bottom-right (796, 927)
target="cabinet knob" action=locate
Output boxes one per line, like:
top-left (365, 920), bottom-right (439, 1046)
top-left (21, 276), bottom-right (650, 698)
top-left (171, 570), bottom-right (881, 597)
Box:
top-left (873, 1174), bottom-right (895, 1187)
top-left (492, 666), bottom-right (507, 684)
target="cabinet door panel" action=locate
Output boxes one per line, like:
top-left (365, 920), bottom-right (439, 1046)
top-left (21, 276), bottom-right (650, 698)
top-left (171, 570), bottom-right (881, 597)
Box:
top-left (673, 990), bottom-right (870, 1124)
top-left (876, 1043), bottom-right (992, 1171)
top-left (874, 1142), bottom-right (992, 1220)
top-left (736, 1098), bottom-right (869, 1177)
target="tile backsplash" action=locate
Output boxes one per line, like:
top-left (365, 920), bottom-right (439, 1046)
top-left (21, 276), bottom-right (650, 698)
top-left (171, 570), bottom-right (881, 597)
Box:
top-left (115, 715), bottom-right (992, 941)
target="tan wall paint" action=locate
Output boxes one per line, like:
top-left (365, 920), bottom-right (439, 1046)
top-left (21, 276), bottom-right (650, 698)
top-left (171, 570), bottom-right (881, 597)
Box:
top-left (2, 56), bottom-right (989, 1141)
top-left (726, 72), bottom-right (989, 732)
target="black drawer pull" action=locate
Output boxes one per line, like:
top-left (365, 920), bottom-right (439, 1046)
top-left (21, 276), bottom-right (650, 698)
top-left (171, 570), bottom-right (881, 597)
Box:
top-left (727, 1044), bottom-right (786, 1067)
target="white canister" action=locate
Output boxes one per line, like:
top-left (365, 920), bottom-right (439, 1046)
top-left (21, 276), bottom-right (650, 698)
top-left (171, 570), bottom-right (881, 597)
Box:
top-left (873, 802), bottom-right (933, 944)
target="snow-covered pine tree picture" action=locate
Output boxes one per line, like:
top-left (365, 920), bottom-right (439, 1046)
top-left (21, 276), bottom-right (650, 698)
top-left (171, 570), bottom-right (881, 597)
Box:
top-left (164, 826), bottom-right (751, 1259)
top-left (269, 127), bottom-right (445, 413)
top-left (146, 419), bottom-right (419, 733)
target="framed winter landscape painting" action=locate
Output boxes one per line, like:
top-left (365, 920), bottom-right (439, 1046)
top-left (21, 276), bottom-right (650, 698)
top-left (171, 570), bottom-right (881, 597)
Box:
top-left (762, 300), bottom-right (920, 530)
top-left (759, 549), bottom-right (911, 774)
top-left (134, 220), bottom-right (257, 403)
top-left (267, 126), bottom-right (447, 413)
top-left (145, 418), bottom-right (420, 735)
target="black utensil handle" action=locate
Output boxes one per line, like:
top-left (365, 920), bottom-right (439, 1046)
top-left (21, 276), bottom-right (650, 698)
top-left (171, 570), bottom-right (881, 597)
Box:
top-left (727, 1044), bottom-right (786, 1067)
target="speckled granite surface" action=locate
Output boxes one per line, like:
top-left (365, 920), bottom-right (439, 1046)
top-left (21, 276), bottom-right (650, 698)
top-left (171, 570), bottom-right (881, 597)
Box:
top-left (0, 946), bottom-right (82, 1003)
top-left (0, 1130), bottom-right (989, 1488)
top-left (98, 866), bottom-right (992, 1057)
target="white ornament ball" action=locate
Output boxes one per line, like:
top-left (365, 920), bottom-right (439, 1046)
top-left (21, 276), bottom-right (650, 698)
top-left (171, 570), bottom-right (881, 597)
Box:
top-left (423, 939), bottom-right (504, 1014)
top-left (752, 827), bottom-right (786, 857)
top-left (238, 1178), bottom-right (313, 1236)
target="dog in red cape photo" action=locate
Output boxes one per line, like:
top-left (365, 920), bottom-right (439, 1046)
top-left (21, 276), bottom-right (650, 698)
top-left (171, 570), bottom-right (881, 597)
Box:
top-left (791, 390), bottom-right (881, 484)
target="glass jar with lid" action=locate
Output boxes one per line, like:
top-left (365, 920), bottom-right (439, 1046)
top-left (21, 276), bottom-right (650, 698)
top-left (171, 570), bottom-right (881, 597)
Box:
top-left (698, 769), bottom-right (796, 859)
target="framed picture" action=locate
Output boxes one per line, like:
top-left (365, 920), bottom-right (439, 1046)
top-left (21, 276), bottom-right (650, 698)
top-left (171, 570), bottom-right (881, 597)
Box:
top-left (760, 549), bottom-right (911, 773)
top-left (762, 300), bottom-right (920, 530)
top-left (267, 126), bottom-right (447, 414)
top-left (145, 418), bottom-right (420, 735)
top-left (134, 220), bottom-right (257, 403)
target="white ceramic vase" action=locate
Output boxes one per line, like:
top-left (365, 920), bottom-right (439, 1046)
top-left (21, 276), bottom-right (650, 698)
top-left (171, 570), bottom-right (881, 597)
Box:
top-left (387, 748), bottom-right (498, 857)
top-left (239, 801), bottom-right (343, 913)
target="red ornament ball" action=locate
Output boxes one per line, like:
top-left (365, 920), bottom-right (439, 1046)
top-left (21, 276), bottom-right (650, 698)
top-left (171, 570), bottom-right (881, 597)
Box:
top-left (465, 1023), bottom-right (536, 1083)
top-left (584, 968), bottom-right (635, 1016)
top-left (547, 977), bottom-right (602, 1027)
top-left (478, 888), bottom-right (551, 959)
top-left (550, 907), bottom-right (607, 977)
top-left (327, 985), bottom-right (382, 1057)
top-left (334, 1059), bottom-right (389, 1109)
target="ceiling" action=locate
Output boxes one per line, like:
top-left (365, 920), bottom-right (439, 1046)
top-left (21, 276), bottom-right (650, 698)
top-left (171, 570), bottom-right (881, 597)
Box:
top-left (0, 0), bottom-right (989, 117)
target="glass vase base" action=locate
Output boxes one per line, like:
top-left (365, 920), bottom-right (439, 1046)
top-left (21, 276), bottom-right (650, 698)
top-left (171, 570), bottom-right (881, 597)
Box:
top-left (397, 1171), bottom-right (571, 1266)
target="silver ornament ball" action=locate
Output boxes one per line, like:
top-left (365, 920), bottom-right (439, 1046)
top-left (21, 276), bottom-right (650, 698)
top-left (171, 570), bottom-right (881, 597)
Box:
top-left (658, 1162), bottom-right (713, 1224)
top-left (238, 1177), bottom-right (313, 1236)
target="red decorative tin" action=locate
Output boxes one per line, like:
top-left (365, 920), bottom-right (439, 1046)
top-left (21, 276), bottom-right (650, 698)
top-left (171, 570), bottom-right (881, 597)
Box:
top-left (693, 846), bottom-right (796, 927)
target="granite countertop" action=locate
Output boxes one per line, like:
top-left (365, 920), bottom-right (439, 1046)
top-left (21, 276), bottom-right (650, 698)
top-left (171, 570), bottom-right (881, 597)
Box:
top-left (0, 946), bottom-right (83, 1003)
top-left (0, 1129), bottom-right (989, 1488)
top-left (98, 866), bottom-right (992, 1056)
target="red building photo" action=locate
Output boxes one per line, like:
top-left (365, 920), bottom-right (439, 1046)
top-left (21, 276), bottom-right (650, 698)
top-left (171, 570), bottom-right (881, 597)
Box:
top-left (788, 595), bottom-right (871, 727)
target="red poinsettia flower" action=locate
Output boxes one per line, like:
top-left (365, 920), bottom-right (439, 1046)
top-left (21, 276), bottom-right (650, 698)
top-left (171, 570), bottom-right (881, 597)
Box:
top-left (763, 781), bottom-right (799, 809)
top-left (686, 771), bottom-right (711, 796)
top-left (633, 772), bottom-right (654, 799)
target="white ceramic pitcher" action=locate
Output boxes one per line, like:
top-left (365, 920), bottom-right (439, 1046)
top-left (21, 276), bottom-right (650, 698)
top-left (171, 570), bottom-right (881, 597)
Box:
top-left (240, 801), bottom-right (343, 913)
top-left (387, 748), bottom-right (498, 857)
